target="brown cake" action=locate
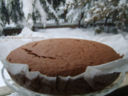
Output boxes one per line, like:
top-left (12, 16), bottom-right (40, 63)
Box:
top-left (6, 38), bottom-right (122, 95)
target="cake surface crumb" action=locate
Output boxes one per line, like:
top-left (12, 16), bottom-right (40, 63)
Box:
top-left (7, 38), bottom-right (122, 76)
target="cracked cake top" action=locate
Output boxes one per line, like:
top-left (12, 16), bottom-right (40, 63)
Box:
top-left (7, 38), bottom-right (122, 77)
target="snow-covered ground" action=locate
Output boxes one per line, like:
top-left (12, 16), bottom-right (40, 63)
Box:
top-left (0, 27), bottom-right (128, 96)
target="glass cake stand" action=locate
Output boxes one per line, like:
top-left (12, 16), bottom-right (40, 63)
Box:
top-left (1, 66), bottom-right (125, 96)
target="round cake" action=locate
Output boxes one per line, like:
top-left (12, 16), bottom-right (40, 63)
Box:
top-left (6, 38), bottom-right (122, 95)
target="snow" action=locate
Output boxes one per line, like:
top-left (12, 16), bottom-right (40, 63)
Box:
top-left (22, 0), bottom-right (59, 27)
top-left (22, 0), bottom-right (34, 28)
top-left (35, 0), bottom-right (47, 27)
top-left (0, 20), bottom-right (3, 35)
top-left (45, 0), bottom-right (59, 23)
top-left (22, 0), bottom-right (33, 19)
top-left (119, 0), bottom-right (127, 5)
top-left (56, 3), bottom-right (65, 16)
top-left (66, 8), bottom-right (79, 23)
top-left (66, 0), bottom-right (74, 4)
top-left (8, 93), bottom-right (19, 96)
top-left (5, 23), bottom-right (16, 28)
top-left (84, 13), bottom-right (91, 22)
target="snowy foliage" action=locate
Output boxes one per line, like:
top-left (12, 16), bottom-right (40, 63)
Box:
top-left (34, 0), bottom-right (47, 27)
top-left (65, 0), bottom-right (128, 32)
top-left (0, 0), bottom-right (128, 32)
top-left (22, 0), bottom-right (34, 28)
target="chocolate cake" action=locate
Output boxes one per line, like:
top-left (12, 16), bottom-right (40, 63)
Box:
top-left (6, 38), bottom-right (122, 95)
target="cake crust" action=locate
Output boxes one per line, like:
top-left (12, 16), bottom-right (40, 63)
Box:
top-left (7, 38), bottom-right (122, 77)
